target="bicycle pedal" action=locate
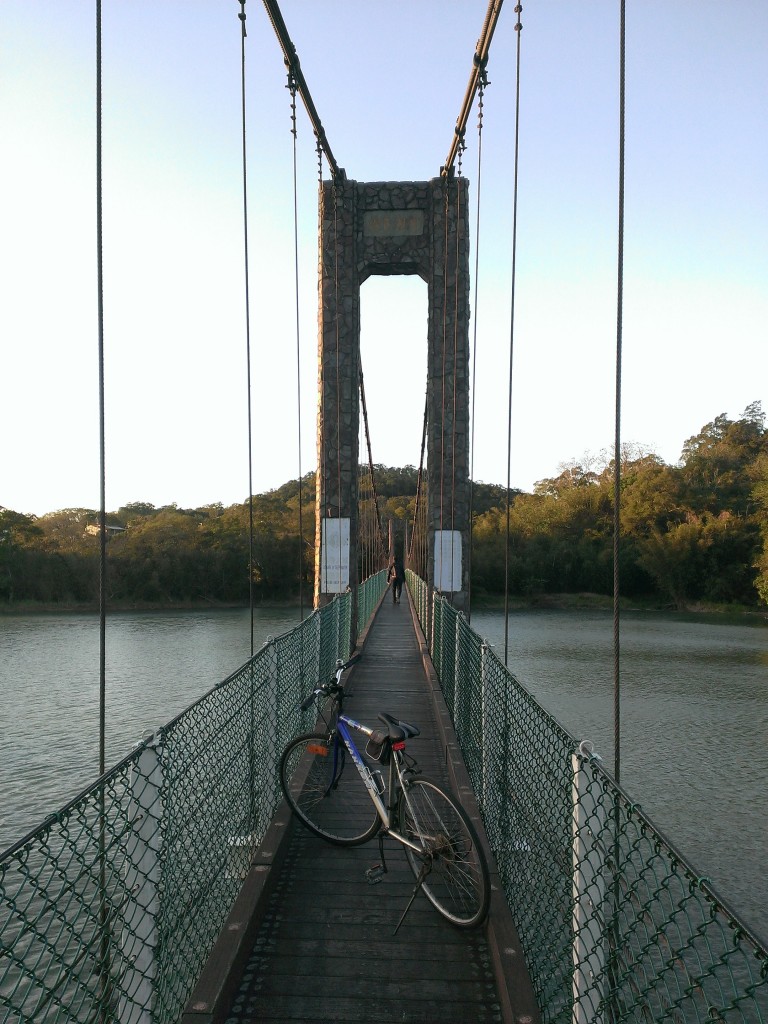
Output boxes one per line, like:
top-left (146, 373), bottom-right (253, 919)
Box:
top-left (365, 864), bottom-right (385, 885)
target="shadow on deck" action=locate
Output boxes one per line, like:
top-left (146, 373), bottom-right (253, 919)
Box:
top-left (182, 591), bottom-right (540, 1024)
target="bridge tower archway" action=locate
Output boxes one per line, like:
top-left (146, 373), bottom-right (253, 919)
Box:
top-left (314, 177), bottom-right (470, 612)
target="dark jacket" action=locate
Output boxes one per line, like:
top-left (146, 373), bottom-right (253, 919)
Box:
top-left (388, 559), bottom-right (405, 583)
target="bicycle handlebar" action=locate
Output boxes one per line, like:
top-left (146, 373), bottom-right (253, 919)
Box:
top-left (300, 653), bottom-right (361, 710)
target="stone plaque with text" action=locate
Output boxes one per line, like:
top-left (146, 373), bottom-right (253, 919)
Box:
top-left (363, 210), bottom-right (424, 237)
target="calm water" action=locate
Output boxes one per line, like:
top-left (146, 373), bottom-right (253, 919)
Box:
top-left (1, 606), bottom-right (766, 939)
top-left (0, 607), bottom-right (303, 851)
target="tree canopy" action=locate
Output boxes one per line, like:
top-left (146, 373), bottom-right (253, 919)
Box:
top-left (2, 404), bottom-right (766, 611)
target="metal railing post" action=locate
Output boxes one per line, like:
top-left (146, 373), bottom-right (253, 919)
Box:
top-left (480, 640), bottom-right (496, 824)
top-left (453, 610), bottom-right (462, 729)
top-left (119, 733), bottom-right (163, 1024)
top-left (572, 742), bottom-right (606, 1024)
top-left (262, 638), bottom-right (279, 771)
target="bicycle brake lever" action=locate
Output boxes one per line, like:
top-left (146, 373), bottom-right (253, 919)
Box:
top-left (300, 689), bottom-right (319, 712)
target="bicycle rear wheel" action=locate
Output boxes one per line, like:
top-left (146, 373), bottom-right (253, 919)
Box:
top-left (398, 778), bottom-right (490, 927)
top-left (279, 733), bottom-right (382, 846)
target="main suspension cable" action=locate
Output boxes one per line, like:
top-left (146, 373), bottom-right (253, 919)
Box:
top-left (443, 0), bottom-right (505, 176)
top-left (503, 4), bottom-right (523, 667)
top-left (261, 0), bottom-right (345, 182)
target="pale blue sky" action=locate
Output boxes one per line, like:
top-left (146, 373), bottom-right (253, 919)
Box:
top-left (2, 1), bottom-right (766, 516)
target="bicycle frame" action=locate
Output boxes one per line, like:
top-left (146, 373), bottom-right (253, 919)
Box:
top-left (334, 713), bottom-right (425, 855)
top-left (285, 658), bottom-right (492, 931)
top-left (284, 662), bottom-right (492, 931)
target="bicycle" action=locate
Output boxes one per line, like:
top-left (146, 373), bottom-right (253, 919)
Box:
top-left (279, 654), bottom-right (490, 931)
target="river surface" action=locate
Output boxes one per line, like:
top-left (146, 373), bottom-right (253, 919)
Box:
top-left (0, 606), bottom-right (765, 940)
top-left (0, 607), bottom-right (301, 850)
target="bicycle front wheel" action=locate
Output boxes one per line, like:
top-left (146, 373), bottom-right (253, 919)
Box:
top-left (398, 778), bottom-right (490, 927)
top-left (279, 733), bottom-right (382, 846)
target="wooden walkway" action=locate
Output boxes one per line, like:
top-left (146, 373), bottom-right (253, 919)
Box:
top-left (183, 592), bottom-right (539, 1024)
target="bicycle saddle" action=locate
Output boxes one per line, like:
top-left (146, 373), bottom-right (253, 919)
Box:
top-left (378, 712), bottom-right (420, 741)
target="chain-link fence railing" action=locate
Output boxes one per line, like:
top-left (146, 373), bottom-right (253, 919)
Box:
top-left (405, 568), bottom-right (428, 640)
top-left (0, 590), bottom-right (362, 1024)
top-left (356, 568), bottom-right (387, 638)
top-left (408, 577), bottom-right (768, 1024)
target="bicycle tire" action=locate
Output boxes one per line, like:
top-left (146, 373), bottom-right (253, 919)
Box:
top-left (398, 777), bottom-right (490, 927)
top-left (279, 732), bottom-right (382, 846)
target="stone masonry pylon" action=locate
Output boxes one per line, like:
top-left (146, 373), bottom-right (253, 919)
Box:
top-left (315, 177), bottom-right (470, 613)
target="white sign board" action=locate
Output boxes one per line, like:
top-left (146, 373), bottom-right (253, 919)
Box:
top-left (434, 530), bottom-right (462, 592)
top-left (321, 518), bottom-right (350, 593)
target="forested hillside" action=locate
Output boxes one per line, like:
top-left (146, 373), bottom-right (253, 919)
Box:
top-left (2, 403), bottom-right (767, 610)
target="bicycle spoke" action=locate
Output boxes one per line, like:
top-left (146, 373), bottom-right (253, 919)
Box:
top-left (280, 733), bottom-right (381, 846)
top-left (398, 778), bottom-right (490, 927)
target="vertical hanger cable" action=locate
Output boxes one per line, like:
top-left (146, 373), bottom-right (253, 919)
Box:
top-left (467, 72), bottom-right (487, 618)
top-left (613, 0), bottom-right (627, 784)
top-left (504, 5), bottom-right (523, 666)
top-left (288, 68), bottom-right (305, 622)
top-left (237, 0), bottom-right (256, 656)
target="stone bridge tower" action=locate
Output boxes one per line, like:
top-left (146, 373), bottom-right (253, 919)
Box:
top-left (314, 176), bottom-right (470, 613)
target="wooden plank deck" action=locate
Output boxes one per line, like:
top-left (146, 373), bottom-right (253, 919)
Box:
top-left (184, 591), bottom-right (540, 1024)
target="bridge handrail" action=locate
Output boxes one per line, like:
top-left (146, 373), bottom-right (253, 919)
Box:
top-left (406, 569), bottom-right (768, 1024)
top-left (0, 572), bottom-right (387, 1024)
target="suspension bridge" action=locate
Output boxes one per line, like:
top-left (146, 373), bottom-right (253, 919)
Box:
top-left (2, 2), bottom-right (767, 1023)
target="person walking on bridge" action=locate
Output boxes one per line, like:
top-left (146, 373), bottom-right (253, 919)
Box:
top-left (388, 555), bottom-right (405, 605)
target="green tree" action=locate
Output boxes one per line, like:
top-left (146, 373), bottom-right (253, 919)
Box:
top-left (38, 508), bottom-right (99, 550)
top-left (679, 402), bottom-right (766, 516)
top-left (751, 454), bottom-right (768, 605)
top-left (634, 518), bottom-right (708, 608)
top-left (0, 508), bottom-right (43, 601)
top-left (109, 510), bottom-right (202, 602)
top-left (115, 502), bottom-right (157, 525)
top-left (616, 455), bottom-right (682, 536)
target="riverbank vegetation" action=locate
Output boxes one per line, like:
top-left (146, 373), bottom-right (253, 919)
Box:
top-left (2, 403), bottom-right (767, 613)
